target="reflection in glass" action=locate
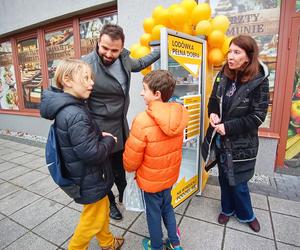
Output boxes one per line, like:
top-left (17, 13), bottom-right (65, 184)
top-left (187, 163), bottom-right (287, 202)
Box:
top-left (0, 41), bottom-right (19, 110)
top-left (208, 0), bottom-right (281, 128)
top-left (80, 14), bottom-right (117, 56)
top-left (297, 0), bottom-right (300, 12)
top-left (285, 33), bottom-right (300, 168)
top-left (17, 38), bottom-right (41, 109)
top-left (45, 28), bottom-right (74, 86)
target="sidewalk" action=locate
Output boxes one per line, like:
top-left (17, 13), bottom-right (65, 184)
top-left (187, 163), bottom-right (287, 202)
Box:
top-left (0, 136), bottom-right (299, 250)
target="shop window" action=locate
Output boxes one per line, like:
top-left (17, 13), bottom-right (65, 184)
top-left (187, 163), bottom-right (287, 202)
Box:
top-left (208, 0), bottom-right (280, 128)
top-left (0, 41), bottom-right (19, 110)
top-left (80, 14), bottom-right (117, 56)
top-left (17, 38), bottom-right (42, 109)
top-left (45, 28), bottom-right (75, 87)
top-left (297, 0), bottom-right (300, 12)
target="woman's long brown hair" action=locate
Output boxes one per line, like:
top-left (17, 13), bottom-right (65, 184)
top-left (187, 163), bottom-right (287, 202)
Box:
top-left (223, 35), bottom-right (260, 83)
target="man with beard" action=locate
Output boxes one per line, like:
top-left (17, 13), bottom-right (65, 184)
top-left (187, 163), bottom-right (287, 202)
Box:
top-left (82, 24), bottom-right (160, 220)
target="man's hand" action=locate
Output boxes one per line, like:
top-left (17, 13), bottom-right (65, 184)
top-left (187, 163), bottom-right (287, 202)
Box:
top-left (209, 113), bottom-right (221, 128)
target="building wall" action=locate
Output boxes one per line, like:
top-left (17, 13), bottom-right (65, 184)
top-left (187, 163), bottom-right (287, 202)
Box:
top-left (0, 0), bottom-right (115, 37)
top-left (0, 0), bottom-right (278, 175)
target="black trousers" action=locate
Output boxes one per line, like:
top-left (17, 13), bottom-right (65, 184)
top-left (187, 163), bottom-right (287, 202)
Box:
top-left (108, 150), bottom-right (127, 205)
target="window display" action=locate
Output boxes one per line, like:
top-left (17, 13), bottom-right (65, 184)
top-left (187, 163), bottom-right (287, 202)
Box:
top-left (0, 41), bottom-right (18, 110)
top-left (17, 38), bottom-right (42, 109)
top-left (207, 0), bottom-right (281, 128)
top-left (80, 14), bottom-right (117, 56)
top-left (45, 28), bottom-right (75, 86)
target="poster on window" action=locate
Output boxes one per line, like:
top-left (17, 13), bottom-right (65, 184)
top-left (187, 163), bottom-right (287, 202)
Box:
top-left (0, 42), bottom-right (19, 110)
top-left (206, 0), bottom-right (280, 128)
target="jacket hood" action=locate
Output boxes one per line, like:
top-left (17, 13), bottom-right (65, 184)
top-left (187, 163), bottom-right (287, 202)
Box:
top-left (40, 86), bottom-right (83, 120)
top-left (146, 101), bottom-right (188, 136)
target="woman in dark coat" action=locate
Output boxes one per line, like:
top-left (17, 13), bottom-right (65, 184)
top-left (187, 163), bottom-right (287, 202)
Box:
top-left (202, 35), bottom-right (269, 232)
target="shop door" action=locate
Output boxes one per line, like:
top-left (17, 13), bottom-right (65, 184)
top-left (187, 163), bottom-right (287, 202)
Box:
top-left (279, 17), bottom-right (300, 173)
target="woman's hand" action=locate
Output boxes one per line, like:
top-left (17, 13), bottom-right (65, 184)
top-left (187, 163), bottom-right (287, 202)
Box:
top-left (210, 113), bottom-right (221, 128)
top-left (102, 132), bottom-right (117, 143)
top-left (215, 124), bottom-right (226, 135)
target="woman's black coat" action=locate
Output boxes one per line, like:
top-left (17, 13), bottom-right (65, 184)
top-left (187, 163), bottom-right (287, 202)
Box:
top-left (202, 63), bottom-right (269, 185)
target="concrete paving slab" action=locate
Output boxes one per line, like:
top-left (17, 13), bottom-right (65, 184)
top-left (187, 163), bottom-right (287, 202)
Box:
top-left (0, 182), bottom-right (20, 199)
top-left (22, 157), bottom-right (46, 169)
top-left (180, 216), bottom-right (224, 249)
top-left (185, 196), bottom-right (221, 224)
top-left (0, 161), bottom-right (19, 173)
top-left (33, 207), bottom-right (80, 246)
top-left (4, 232), bottom-right (58, 250)
top-left (269, 196), bottom-right (300, 217)
top-left (122, 231), bottom-right (145, 250)
top-left (31, 147), bottom-right (45, 157)
top-left (272, 212), bottom-right (300, 247)
top-left (0, 189), bottom-right (40, 216)
top-left (46, 188), bottom-right (73, 205)
top-left (9, 153), bottom-right (41, 165)
top-left (0, 151), bottom-right (26, 161)
top-left (201, 184), bottom-right (221, 200)
top-left (0, 148), bottom-right (15, 156)
top-left (11, 198), bottom-right (64, 229)
top-left (226, 208), bottom-right (274, 239)
top-left (67, 201), bottom-right (83, 212)
top-left (129, 212), bottom-right (182, 238)
top-left (224, 228), bottom-right (275, 250)
top-left (19, 145), bottom-right (41, 153)
top-left (10, 170), bottom-right (48, 188)
top-left (277, 242), bottom-right (300, 250)
top-left (0, 165), bottom-right (32, 180)
top-left (110, 205), bottom-right (142, 229)
top-left (174, 196), bottom-right (192, 215)
top-left (251, 192), bottom-right (269, 210)
top-left (5, 142), bottom-right (32, 151)
top-left (0, 213), bottom-right (5, 221)
top-left (0, 217), bottom-right (28, 249)
top-left (36, 165), bottom-right (51, 174)
top-left (26, 176), bottom-right (58, 196)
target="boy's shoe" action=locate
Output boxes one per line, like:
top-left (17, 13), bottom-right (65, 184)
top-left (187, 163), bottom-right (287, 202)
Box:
top-left (165, 239), bottom-right (183, 250)
top-left (102, 237), bottom-right (124, 250)
top-left (142, 238), bottom-right (152, 250)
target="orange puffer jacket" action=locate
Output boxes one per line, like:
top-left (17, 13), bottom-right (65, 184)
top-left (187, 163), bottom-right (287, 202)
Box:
top-left (123, 101), bottom-right (188, 193)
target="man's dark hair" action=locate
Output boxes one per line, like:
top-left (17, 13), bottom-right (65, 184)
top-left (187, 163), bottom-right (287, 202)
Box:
top-left (143, 70), bottom-right (177, 102)
top-left (99, 24), bottom-right (125, 45)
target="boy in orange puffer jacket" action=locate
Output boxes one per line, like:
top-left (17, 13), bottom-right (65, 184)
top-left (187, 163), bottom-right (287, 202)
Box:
top-left (123, 70), bottom-right (188, 250)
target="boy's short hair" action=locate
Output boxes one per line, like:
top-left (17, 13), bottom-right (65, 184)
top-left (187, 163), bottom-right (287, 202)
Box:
top-left (143, 70), bottom-right (176, 102)
top-left (54, 59), bottom-right (93, 89)
top-left (99, 24), bottom-right (125, 45)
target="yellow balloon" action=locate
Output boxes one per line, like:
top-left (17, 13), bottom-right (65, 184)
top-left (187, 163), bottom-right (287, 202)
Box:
top-left (143, 17), bottom-right (155, 34)
top-left (129, 43), bottom-right (140, 58)
top-left (182, 23), bottom-right (194, 35)
top-left (169, 6), bottom-right (188, 27)
top-left (221, 36), bottom-right (233, 55)
top-left (152, 5), bottom-right (164, 20)
top-left (208, 48), bottom-right (224, 66)
top-left (211, 15), bottom-right (230, 33)
top-left (141, 66), bottom-right (152, 76)
top-left (208, 30), bottom-right (225, 48)
top-left (180, 0), bottom-right (197, 15)
top-left (140, 33), bottom-right (152, 47)
top-left (133, 46), bottom-right (151, 59)
top-left (153, 7), bottom-right (171, 27)
top-left (195, 20), bottom-right (212, 36)
top-left (191, 3), bottom-right (211, 25)
top-left (151, 24), bottom-right (165, 41)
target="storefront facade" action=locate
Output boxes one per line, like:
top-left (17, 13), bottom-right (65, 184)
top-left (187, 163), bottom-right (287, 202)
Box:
top-left (0, 0), bottom-right (298, 176)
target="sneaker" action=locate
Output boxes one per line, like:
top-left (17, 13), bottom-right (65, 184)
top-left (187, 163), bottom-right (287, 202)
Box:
top-left (248, 218), bottom-right (260, 232)
top-left (218, 213), bottom-right (230, 225)
top-left (142, 238), bottom-right (152, 250)
top-left (102, 237), bottom-right (124, 250)
top-left (110, 204), bottom-right (123, 220)
top-left (165, 239), bottom-right (183, 250)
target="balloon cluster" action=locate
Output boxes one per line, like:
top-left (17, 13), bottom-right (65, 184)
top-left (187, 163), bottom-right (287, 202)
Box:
top-left (130, 0), bottom-right (232, 74)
